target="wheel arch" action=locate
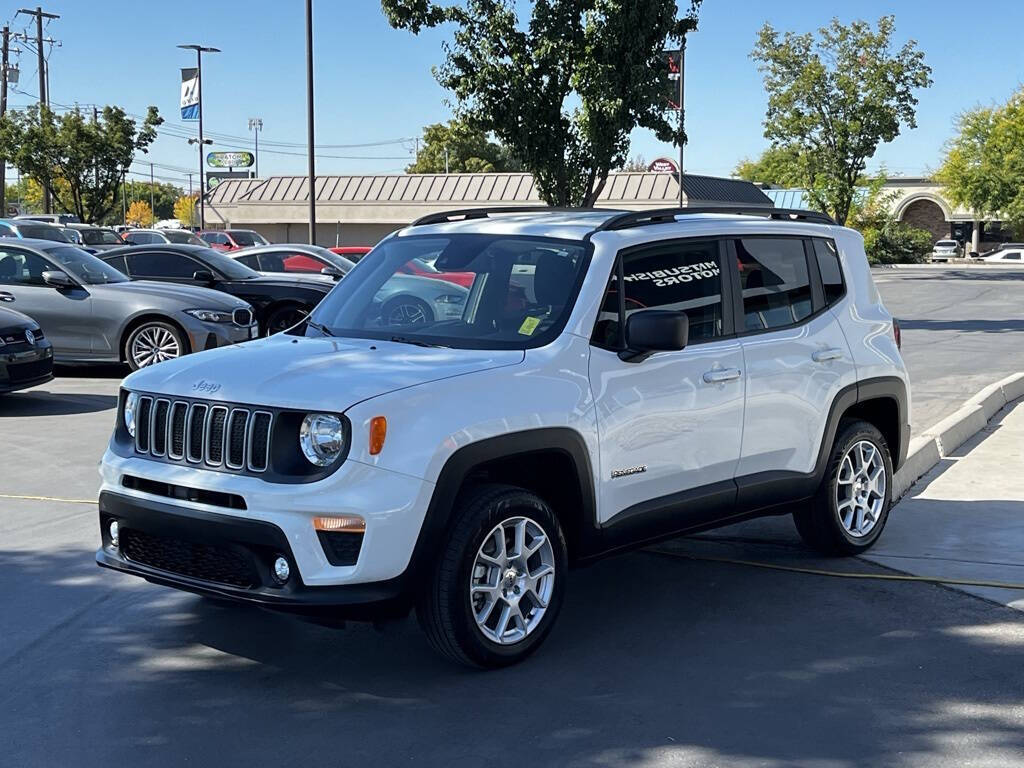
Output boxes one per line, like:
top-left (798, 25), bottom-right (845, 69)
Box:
top-left (119, 313), bottom-right (191, 362)
top-left (818, 377), bottom-right (909, 477)
top-left (260, 299), bottom-right (311, 334)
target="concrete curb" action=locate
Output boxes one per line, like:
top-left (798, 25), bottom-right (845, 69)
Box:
top-left (893, 372), bottom-right (1024, 500)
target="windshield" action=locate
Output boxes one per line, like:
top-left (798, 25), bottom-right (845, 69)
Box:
top-left (164, 230), bottom-right (206, 245)
top-left (308, 234), bottom-right (588, 350)
top-left (936, 241), bottom-right (956, 247)
top-left (229, 230), bottom-right (268, 247)
top-left (44, 246), bottom-right (128, 284)
top-left (82, 229), bottom-right (123, 245)
top-left (194, 247), bottom-right (262, 279)
top-left (18, 224), bottom-right (71, 242)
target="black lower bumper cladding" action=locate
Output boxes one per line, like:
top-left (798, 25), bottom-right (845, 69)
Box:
top-left (96, 491), bottom-right (409, 619)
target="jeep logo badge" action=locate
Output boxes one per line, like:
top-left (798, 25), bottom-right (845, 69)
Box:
top-left (192, 379), bottom-right (221, 394)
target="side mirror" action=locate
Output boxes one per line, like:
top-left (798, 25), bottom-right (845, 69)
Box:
top-left (192, 269), bottom-right (215, 283)
top-left (321, 266), bottom-right (343, 280)
top-left (621, 310), bottom-right (689, 362)
top-left (42, 270), bottom-right (75, 288)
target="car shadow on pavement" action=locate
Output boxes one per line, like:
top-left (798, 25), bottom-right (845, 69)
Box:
top-left (897, 318), bottom-right (1024, 333)
top-left (2, 528), bottom-right (1023, 768)
top-left (54, 363), bottom-right (130, 379)
top-left (0, 390), bottom-right (117, 417)
top-left (907, 269), bottom-right (1024, 282)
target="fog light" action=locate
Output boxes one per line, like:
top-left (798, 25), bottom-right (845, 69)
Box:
top-left (273, 556), bottom-right (290, 584)
top-left (109, 520), bottom-right (119, 547)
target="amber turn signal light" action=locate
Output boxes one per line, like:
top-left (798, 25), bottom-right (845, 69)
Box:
top-left (369, 416), bottom-right (387, 455)
top-left (313, 515), bottom-right (366, 533)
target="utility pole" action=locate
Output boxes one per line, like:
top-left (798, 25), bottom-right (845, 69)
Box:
top-left (248, 117), bottom-right (262, 178)
top-left (444, 146), bottom-right (449, 174)
top-left (1, 26), bottom-right (9, 217)
top-left (121, 168), bottom-right (127, 226)
top-left (305, 0), bottom-right (317, 245)
top-left (178, 44), bottom-right (219, 230)
top-left (149, 163), bottom-right (155, 225)
top-left (17, 7), bottom-right (60, 213)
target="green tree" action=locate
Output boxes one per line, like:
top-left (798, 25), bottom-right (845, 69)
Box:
top-left (937, 89), bottom-right (1024, 234)
top-left (732, 145), bottom-right (802, 186)
top-left (408, 120), bottom-right (519, 173)
top-left (751, 16), bottom-right (931, 224)
top-left (120, 180), bottom-right (181, 221)
top-left (848, 181), bottom-right (932, 264)
top-left (382, 0), bottom-right (702, 206)
top-left (0, 104), bottom-right (162, 224)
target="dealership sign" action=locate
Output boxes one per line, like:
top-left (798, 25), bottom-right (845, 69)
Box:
top-left (207, 151), bottom-right (255, 168)
top-left (648, 157), bottom-right (679, 174)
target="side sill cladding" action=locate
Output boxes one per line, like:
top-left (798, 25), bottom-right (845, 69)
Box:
top-left (408, 429), bottom-right (599, 575)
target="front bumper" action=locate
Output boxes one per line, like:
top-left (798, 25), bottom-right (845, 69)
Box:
top-left (182, 318), bottom-right (258, 353)
top-left (96, 491), bottom-right (409, 618)
top-left (0, 342), bottom-right (54, 393)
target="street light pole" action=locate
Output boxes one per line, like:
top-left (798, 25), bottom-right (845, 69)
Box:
top-left (305, 0), bottom-right (316, 245)
top-left (248, 117), bottom-right (262, 178)
top-left (677, 36), bottom-right (686, 208)
top-left (178, 44), bottom-right (219, 230)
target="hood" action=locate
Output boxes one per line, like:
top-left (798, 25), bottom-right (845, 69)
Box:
top-left (0, 305), bottom-right (37, 329)
top-left (123, 333), bottom-right (524, 411)
top-left (109, 280), bottom-right (249, 310)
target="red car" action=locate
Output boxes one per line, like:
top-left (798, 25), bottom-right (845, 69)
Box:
top-left (199, 229), bottom-right (270, 251)
top-left (397, 257), bottom-right (475, 289)
top-left (329, 246), bottom-right (372, 262)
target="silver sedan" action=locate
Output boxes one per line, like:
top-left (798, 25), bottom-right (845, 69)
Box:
top-left (0, 239), bottom-right (257, 370)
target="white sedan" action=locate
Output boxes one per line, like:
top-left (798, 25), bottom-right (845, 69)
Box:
top-left (983, 248), bottom-right (1024, 263)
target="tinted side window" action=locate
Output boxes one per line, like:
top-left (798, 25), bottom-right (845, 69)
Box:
top-left (813, 238), bottom-right (845, 305)
top-left (594, 240), bottom-right (723, 348)
top-left (235, 254), bottom-right (260, 269)
top-left (104, 254), bottom-right (129, 273)
top-left (737, 238), bottom-right (812, 331)
top-left (127, 252), bottom-right (202, 279)
top-left (0, 248), bottom-right (51, 286)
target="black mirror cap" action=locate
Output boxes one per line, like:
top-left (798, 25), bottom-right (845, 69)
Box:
top-left (320, 266), bottom-right (343, 280)
top-left (41, 269), bottom-right (75, 288)
top-left (192, 269), bottom-right (215, 283)
top-left (621, 310), bottom-right (689, 362)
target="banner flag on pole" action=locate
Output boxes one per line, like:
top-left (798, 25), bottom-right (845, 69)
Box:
top-left (180, 68), bottom-right (199, 120)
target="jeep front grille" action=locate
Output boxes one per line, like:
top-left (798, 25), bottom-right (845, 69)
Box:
top-left (134, 396), bottom-right (272, 473)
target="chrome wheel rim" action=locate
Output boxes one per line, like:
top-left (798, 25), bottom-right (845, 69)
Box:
top-left (836, 440), bottom-right (886, 537)
top-left (130, 325), bottom-right (181, 368)
top-left (470, 516), bottom-right (555, 645)
top-left (387, 302), bottom-right (427, 326)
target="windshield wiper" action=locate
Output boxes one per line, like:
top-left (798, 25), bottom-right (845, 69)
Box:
top-left (306, 320), bottom-right (336, 337)
top-left (389, 335), bottom-right (448, 348)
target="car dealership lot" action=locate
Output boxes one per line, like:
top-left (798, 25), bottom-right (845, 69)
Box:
top-left (2, 264), bottom-right (1023, 766)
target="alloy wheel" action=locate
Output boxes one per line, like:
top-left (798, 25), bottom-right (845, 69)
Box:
top-left (470, 516), bottom-right (555, 645)
top-left (836, 440), bottom-right (886, 537)
top-left (387, 302), bottom-right (428, 326)
top-left (130, 325), bottom-right (181, 368)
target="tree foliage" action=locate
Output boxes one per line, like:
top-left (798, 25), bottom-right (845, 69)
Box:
top-left (937, 89), bottom-right (1024, 233)
top-left (382, 0), bottom-right (702, 206)
top-left (732, 145), bottom-right (802, 187)
top-left (407, 119), bottom-right (520, 173)
top-left (126, 200), bottom-right (154, 228)
top-left (174, 195), bottom-right (198, 228)
top-left (0, 104), bottom-right (162, 224)
top-left (751, 16), bottom-right (931, 225)
top-left (848, 181), bottom-right (932, 264)
top-left (122, 180), bottom-right (181, 221)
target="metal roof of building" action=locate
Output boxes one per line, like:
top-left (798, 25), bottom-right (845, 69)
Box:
top-left (208, 172), bottom-right (771, 207)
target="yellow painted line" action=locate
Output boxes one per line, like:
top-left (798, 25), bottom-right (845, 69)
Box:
top-left (0, 493), bottom-right (96, 505)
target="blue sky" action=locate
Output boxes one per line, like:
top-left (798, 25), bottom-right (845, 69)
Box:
top-left (4, 0), bottom-right (1022, 190)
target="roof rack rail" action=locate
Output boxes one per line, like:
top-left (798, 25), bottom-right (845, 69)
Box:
top-left (410, 206), bottom-right (623, 227)
top-left (594, 206), bottom-right (836, 232)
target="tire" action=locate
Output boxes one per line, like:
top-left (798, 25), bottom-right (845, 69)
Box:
top-left (793, 419), bottom-right (893, 556)
top-left (124, 320), bottom-right (189, 371)
top-left (416, 484), bottom-right (568, 668)
top-left (263, 304), bottom-right (309, 336)
top-left (382, 296), bottom-right (433, 327)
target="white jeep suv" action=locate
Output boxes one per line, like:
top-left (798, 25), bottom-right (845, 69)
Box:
top-left (97, 206), bottom-right (910, 668)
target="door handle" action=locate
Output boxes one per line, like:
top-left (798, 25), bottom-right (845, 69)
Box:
top-left (0, 292), bottom-right (14, 302)
top-left (812, 348), bottom-right (844, 363)
top-left (703, 368), bottom-right (742, 384)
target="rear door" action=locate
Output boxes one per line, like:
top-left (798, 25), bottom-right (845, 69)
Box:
top-left (731, 236), bottom-right (857, 503)
top-left (0, 244), bottom-right (94, 357)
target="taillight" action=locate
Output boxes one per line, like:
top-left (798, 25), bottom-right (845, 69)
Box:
top-left (892, 318), bottom-right (901, 350)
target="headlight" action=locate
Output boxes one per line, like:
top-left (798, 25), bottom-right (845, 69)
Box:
top-left (299, 413), bottom-right (346, 466)
top-left (185, 309), bottom-right (233, 323)
top-left (434, 294), bottom-right (465, 305)
top-left (124, 392), bottom-right (139, 438)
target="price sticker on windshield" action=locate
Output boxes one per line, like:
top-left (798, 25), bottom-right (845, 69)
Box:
top-left (518, 316), bottom-right (541, 336)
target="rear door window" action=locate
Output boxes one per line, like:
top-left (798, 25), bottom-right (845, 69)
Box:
top-left (812, 238), bottom-right (845, 305)
top-left (127, 251), bottom-right (204, 279)
top-left (736, 238), bottom-right (813, 331)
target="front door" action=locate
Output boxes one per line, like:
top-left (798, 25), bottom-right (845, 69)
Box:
top-left (0, 245), bottom-right (93, 358)
top-left (589, 238), bottom-right (745, 530)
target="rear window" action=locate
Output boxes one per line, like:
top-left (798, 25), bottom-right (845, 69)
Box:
top-left (18, 224), bottom-right (70, 242)
top-left (936, 240), bottom-right (956, 247)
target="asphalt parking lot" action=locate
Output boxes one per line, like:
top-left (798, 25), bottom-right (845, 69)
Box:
top-left (2, 265), bottom-right (1023, 767)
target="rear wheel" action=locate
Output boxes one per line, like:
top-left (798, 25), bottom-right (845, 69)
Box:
top-left (264, 304), bottom-right (308, 335)
top-left (793, 419), bottom-right (893, 555)
top-left (416, 484), bottom-right (567, 668)
top-left (125, 321), bottom-right (188, 371)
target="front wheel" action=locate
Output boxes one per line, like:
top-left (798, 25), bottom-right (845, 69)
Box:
top-left (793, 419), bottom-right (893, 555)
top-left (125, 321), bottom-right (188, 371)
top-left (264, 305), bottom-right (309, 336)
top-left (416, 484), bottom-right (568, 668)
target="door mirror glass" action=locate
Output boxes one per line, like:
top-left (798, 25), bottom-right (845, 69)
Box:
top-left (192, 269), bottom-right (215, 283)
top-left (321, 266), bottom-right (343, 279)
top-left (622, 310), bottom-right (688, 361)
top-left (42, 269), bottom-right (75, 288)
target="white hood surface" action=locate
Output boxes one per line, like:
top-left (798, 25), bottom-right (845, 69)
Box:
top-left (123, 333), bottom-right (525, 412)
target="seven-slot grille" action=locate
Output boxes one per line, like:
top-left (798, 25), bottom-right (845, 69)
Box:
top-left (134, 396), bottom-right (272, 473)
